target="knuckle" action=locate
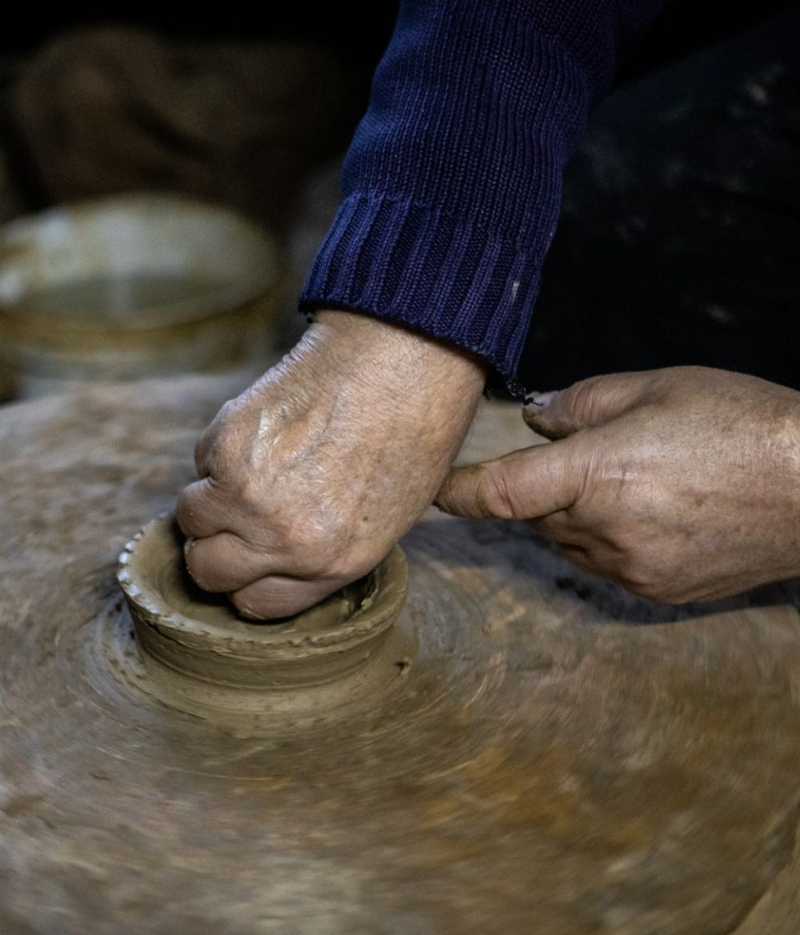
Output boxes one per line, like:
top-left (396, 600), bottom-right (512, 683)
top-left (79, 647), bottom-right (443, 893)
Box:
top-left (200, 418), bottom-right (246, 480)
top-left (193, 429), bottom-right (215, 476)
top-left (477, 467), bottom-right (519, 520)
top-left (235, 476), bottom-right (267, 514)
top-left (209, 398), bottom-right (240, 432)
top-left (206, 426), bottom-right (238, 469)
top-left (242, 515), bottom-right (340, 575)
top-left (567, 377), bottom-right (609, 426)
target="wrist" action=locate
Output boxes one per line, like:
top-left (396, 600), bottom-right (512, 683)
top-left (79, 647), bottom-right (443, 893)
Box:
top-left (312, 308), bottom-right (488, 394)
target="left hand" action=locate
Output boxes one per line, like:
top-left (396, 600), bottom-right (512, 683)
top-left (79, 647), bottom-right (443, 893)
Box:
top-left (435, 367), bottom-right (800, 603)
top-left (175, 309), bottom-right (486, 619)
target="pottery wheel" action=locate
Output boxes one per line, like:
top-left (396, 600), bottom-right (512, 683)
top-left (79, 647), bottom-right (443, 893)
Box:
top-left (2, 375), bottom-right (800, 935)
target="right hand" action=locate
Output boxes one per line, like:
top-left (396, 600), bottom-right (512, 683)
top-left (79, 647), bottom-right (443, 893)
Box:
top-left (436, 367), bottom-right (800, 604)
top-left (176, 309), bottom-right (486, 619)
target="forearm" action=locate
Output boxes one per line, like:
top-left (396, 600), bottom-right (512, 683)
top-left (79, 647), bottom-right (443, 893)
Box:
top-left (301, 0), bottom-right (663, 393)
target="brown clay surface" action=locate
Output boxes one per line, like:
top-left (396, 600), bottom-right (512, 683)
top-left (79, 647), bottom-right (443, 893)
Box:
top-left (2, 375), bottom-right (800, 935)
top-left (119, 515), bottom-right (408, 703)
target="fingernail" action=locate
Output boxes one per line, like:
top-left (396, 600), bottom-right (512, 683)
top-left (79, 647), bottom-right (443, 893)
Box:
top-left (523, 391), bottom-right (555, 409)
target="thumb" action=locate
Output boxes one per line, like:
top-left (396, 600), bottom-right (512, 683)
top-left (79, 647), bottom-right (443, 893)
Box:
top-left (434, 437), bottom-right (586, 520)
top-left (523, 371), bottom-right (654, 440)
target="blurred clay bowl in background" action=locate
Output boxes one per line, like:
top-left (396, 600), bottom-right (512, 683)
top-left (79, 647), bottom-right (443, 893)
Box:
top-left (0, 193), bottom-right (284, 398)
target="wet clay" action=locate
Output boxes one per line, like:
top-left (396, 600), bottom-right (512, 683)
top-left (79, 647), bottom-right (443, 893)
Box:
top-left (3, 375), bottom-right (800, 935)
top-left (118, 515), bottom-right (407, 706)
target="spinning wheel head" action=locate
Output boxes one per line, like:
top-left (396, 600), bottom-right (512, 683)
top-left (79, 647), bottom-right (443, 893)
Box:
top-left (4, 382), bottom-right (800, 934)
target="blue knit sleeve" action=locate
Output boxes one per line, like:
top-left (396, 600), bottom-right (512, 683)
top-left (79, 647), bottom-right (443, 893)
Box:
top-left (299, 0), bottom-right (662, 393)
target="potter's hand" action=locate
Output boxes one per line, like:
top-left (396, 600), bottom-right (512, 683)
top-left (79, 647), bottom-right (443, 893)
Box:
top-left (436, 367), bottom-right (800, 603)
top-left (176, 310), bottom-right (486, 618)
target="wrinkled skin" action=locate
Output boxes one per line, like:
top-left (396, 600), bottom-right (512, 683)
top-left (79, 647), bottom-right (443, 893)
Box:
top-left (176, 310), bottom-right (486, 619)
top-left (436, 367), bottom-right (800, 604)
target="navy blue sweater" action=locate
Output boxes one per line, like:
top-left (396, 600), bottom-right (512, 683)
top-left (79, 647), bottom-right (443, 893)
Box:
top-left (300, 0), bottom-right (662, 394)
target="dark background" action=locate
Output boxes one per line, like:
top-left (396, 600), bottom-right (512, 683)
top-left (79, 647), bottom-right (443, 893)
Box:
top-left (1, 2), bottom-right (795, 84)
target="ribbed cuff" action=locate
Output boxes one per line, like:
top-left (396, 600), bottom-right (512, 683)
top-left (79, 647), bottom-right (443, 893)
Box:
top-left (298, 191), bottom-right (540, 394)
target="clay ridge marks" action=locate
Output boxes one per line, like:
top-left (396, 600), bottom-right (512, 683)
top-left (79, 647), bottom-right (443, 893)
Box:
top-left (118, 517), bottom-right (405, 649)
top-left (117, 515), bottom-right (409, 694)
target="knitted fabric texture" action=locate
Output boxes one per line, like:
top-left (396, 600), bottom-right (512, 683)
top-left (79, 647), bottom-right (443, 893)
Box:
top-left (300, 0), bottom-right (662, 393)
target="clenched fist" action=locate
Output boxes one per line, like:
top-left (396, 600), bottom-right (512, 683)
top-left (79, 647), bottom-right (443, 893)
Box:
top-left (176, 310), bottom-right (486, 619)
top-left (436, 367), bottom-right (800, 604)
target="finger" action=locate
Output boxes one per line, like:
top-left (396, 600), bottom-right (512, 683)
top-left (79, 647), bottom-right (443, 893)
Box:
top-left (176, 478), bottom-right (235, 539)
top-left (434, 438), bottom-right (586, 521)
top-left (186, 532), bottom-right (279, 593)
top-left (230, 574), bottom-right (344, 621)
top-left (522, 371), bottom-right (656, 439)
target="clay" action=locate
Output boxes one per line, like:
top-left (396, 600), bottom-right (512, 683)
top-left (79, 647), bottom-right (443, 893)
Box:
top-left (118, 514), bottom-right (408, 705)
top-left (2, 375), bottom-right (800, 935)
